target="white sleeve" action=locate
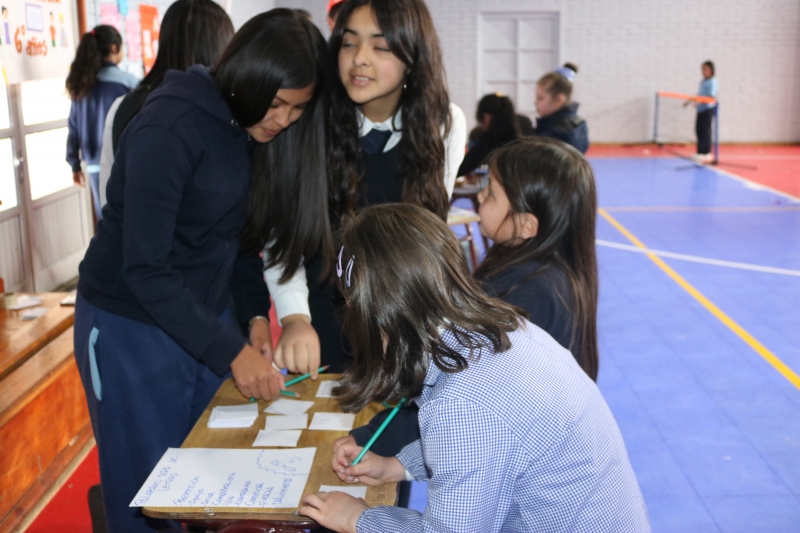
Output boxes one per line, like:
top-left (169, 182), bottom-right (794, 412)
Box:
top-left (99, 95), bottom-right (124, 207)
top-left (263, 250), bottom-right (311, 325)
top-left (442, 103), bottom-right (467, 199)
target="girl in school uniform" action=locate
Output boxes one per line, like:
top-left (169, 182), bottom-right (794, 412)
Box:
top-left (534, 62), bottom-right (590, 154)
top-left (457, 92), bottom-right (520, 176)
top-left (98, 0), bottom-right (235, 207)
top-left (73, 10), bottom-right (334, 532)
top-left (299, 204), bottom-right (650, 533)
top-left (686, 60), bottom-right (717, 163)
top-left (474, 136), bottom-right (599, 380)
top-left (66, 24), bottom-right (138, 220)
top-left (265, 0), bottom-right (467, 374)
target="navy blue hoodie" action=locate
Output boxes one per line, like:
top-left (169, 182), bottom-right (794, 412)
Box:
top-left (78, 65), bottom-right (270, 376)
top-left (535, 102), bottom-right (589, 154)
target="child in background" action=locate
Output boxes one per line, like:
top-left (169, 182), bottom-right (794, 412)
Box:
top-left (686, 60), bottom-right (717, 163)
top-left (299, 204), bottom-right (650, 533)
top-left (66, 25), bottom-right (138, 220)
top-left (475, 136), bottom-right (599, 380)
top-left (458, 92), bottom-right (519, 176)
top-left (534, 62), bottom-right (589, 153)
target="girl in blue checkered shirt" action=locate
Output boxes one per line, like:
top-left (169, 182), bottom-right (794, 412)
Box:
top-left (299, 204), bottom-right (649, 533)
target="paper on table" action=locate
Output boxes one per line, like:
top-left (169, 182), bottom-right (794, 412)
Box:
top-left (208, 403), bottom-right (258, 429)
top-left (319, 485), bottom-right (368, 499)
top-left (253, 429), bottom-right (302, 447)
top-left (309, 412), bottom-right (355, 431)
top-left (130, 447), bottom-right (317, 508)
top-left (60, 291), bottom-right (77, 306)
top-left (265, 414), bottom-right (308, 430)
top-left (20, 307), bottom-right (48, 320)
top-left (315, 381), bottom-right (340, 398)
top-left (265, 399), bottom-right (315, 416)
top-left (8, 295), bottom-right (43, 311)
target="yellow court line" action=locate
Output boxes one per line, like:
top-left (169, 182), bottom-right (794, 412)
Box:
top-left (602, 206), bottom-right (800, 213)
top-left (598, 208), bottom-right (800, 391)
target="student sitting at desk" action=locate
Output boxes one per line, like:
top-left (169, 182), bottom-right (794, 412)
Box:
top-left (299, 204), bottom-right (650, 533)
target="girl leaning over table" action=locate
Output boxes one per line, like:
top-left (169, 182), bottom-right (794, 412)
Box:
top-left (72, 10), bottom-right (336, 532)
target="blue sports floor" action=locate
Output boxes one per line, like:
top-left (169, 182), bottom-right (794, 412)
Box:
top-left (414, 157), bottom-right (800, 532)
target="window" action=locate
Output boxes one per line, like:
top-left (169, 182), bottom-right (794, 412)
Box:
top-left (0, 139), bottom-right (16, 212)
top-left (26, 128), bottom-right (73, 200)
top-left (21, 77), bottom-right (71, 125)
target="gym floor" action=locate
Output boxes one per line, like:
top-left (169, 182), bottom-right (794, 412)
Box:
top-left (25, 145), bottom-right (800, 533)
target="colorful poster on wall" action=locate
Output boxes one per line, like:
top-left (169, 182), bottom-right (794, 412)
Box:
top-left (139, 4), bottom-right (158, 75)
top-left (125, 9), bottom-right (140, 63)
top-left (99, 3), bottom-right (122, 32)
top-left (0, 0), bottom-right (76, 84)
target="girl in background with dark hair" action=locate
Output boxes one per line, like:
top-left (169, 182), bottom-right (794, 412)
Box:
top-left (298, 204), bottom-right (649, 533)
top-left (73, 10), bottom-right (333, 531)
top-left (264, 0), bottom-right (467, 376)
top-left (685, 60), bottom-right (717, 163)
top-left (475, 136), bottom-right (599, 380)
top-left (534, 62), bottom-right (589, 153)
top-left (458, 92), bottom-right (519, 176)
top-left (66, 24), bottom-right (137, 219)
top-left (98, 0), bottom-right (234, 206)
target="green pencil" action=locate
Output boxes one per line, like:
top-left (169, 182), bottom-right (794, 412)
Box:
top-left (250, 389), bottom-right (297, 402)
top-left (284, 365), bottom-right (330, 387)
top-left (351, 398), bottom-right (407, 466)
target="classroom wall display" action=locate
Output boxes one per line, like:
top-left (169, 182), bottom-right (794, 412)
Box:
top-left (138, 3), bottom-right (157, 75)
top-left (0, 0), bottom-right (76, 84)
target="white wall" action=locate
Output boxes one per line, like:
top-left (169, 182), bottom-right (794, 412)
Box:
top-left (278, 0), bottom-right (800, 143)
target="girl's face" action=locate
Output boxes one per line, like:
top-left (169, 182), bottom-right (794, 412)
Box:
top-left (477, 173), bottom-right (516, 243)
top-left (245, 85), bottom-right (314, 144)
top-left (338, 6), bottom-right (408, 122)
top-left (702, 64), bottom-right (713, 79)
top-left (535, 83), bottom-right (565, 118)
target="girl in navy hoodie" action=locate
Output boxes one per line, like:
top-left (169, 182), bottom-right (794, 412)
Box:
top-left (73, 10), bottom-right (335, 532)
top-left (66, 24), bottom-right (137, 220)
top-left (534, 63), bottom-right (589, 154)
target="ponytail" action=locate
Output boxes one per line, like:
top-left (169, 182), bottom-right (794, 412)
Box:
top-left (66, 25), bottom-right (123, 100)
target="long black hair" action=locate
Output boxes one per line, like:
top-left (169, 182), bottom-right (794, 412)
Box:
top-left (214, 9), bottom-right (336, 282)
top-left (474, 137), bottom-right (599, 380)
top-left (328, 0), bottom-right (452, 221)
top-left (66, 25), bottom-right (122, 100)
top-left (476, 93), bottom-right (519, 145)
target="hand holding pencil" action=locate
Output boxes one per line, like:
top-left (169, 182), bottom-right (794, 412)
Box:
top-left (332, 442), bottom-right (407, 486)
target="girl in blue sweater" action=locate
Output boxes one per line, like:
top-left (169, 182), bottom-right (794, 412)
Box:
top-left (66, 25), bottom-right (137, 220)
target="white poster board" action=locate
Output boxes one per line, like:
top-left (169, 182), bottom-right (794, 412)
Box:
top-left (0, 0), bottom-right (76, 84)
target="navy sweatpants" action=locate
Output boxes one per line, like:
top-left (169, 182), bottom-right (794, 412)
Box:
top-left (73, 293), bottom-right (232, 532)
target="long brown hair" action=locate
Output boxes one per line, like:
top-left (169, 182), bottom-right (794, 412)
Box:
top-left (333, 204), bottom-right (521, 412)
top-left (327, 0), bottom-right (452, 221)
top-left (66, 25), bottom-right (122, 100)
top-left (473, 137), bottom-right (599, 380)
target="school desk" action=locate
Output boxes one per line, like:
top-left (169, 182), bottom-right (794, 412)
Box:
top-left (143, 375), bottom-right (398, 530)
top-left (0, 292), bottom-right (91, 532)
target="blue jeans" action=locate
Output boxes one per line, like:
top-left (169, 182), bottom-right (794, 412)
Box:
top-left (73, 293), bottom-right (233, 532)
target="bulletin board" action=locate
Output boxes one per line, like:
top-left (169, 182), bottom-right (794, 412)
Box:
top-left (0, 0), bottom-right (77, 84)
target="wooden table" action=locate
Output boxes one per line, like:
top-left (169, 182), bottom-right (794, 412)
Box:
top-left (0, 292), bottom-right (92, 532)
top-left (143, 376), bottom-right (397, 530)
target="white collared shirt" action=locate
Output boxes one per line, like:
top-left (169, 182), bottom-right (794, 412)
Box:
top-left (266, 103), bottom-right (467, 323)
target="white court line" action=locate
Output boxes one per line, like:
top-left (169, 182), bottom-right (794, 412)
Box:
top-left (596, 239), bottom-right (800, 277)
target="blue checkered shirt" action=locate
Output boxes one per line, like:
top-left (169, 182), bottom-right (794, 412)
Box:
top-left (356, 321), bottom-right (650, 533)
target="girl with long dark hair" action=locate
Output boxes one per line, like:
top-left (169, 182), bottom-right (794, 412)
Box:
top-left (298, 204), bottom-right (649, 533)
top-left (98, 0), bottom-right (234, 206)
top-left (72, 10), bottom-right (334, 531)
top-left (66, 24), bottom-right (137, 219)
top-left (264, 0), bottom-right (468, 376)
top-left (458, 92), bottom-right (520, 176)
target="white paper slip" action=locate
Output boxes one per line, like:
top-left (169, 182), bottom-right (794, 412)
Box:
top-left (265, 399), bottom-right (315, 416)
top-left (265, 414), bottom-right (308, 430)
top-left (8, 295), bottom-right (43, 311)
top-left (253, 430), bottom-right (302, 447)
top-left (208, 403), bottom-right (258, 428)
top-left (309, 412), bottom-right (355, 431)
top-left (20, 306), bottom-right (48, 320)
top-left (60, 291), bottom-right (77, 306)
top-left (130, 447), bottom-right (317, 508)
top-left (315, 380), bottom-right (340, 398)
top-left (319, 485), bottom-right (368, 499)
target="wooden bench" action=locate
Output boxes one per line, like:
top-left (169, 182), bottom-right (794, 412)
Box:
top-left (0, 294), bottom-right (91, 532)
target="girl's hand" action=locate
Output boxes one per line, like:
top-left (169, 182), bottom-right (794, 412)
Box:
top-left (72, 171), bottom-right (85, 186)
top-left (299, 491), bottom-right (366, 533)
top-left (333, 443), bottom-right (406, 486)
top-left (274, 314), bottom-right (320, 376)
top-left (248, 316), bottom-right (273, 359)
top-left (230, 343), bottom-right (284, 400)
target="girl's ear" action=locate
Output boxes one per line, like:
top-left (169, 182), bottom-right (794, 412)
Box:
top-left (516, 212), bottom-right (539, 240)
top-left (555, 93), bottom-right (567, 108)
